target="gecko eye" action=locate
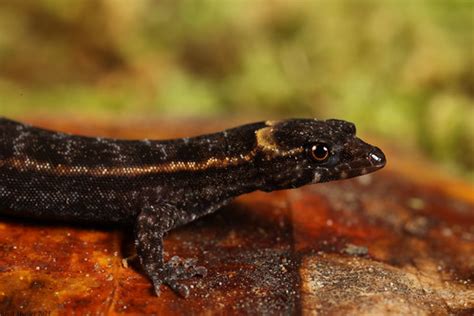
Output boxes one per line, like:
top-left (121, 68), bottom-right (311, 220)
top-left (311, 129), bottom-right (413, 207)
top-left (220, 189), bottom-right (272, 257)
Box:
top-left (310, 143), bottom-right (330, 162)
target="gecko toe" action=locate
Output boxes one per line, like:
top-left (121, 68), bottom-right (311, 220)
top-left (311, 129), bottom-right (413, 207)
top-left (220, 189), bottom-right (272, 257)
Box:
top-left (150, 276), bottom-right (163, 296)
top-left (156, 256), bottom-right (207, 297)
top-left (193, 265), bottom-right (207, 277)
top-left (153, 284), bottom-right (162, 297)
top-left (183, 258), bottom-right (198, 268)
top-left (167, 281), bottom-right (190, 298)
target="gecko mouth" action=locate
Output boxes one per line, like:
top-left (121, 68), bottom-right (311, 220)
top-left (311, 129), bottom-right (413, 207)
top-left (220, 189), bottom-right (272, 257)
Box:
top-left (343, 147), bottom-right (387, 178)
top-left (335, 147), bottom-right (386, 180)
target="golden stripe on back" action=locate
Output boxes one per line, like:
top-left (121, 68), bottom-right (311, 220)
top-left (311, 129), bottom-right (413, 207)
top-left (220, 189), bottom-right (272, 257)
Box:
top-left (1, 121), bottom-right (304, 177)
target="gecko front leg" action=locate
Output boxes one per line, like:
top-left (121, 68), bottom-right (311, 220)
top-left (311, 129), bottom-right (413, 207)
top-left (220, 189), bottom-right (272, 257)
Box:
top-left (135, 204), bottom-right (207, 297)
top-left (134, 193), bottom-right (233, 297)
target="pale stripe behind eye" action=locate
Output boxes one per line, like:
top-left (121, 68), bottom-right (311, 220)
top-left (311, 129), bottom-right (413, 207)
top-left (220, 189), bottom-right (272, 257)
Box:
top-left (1, 153), bottom-right (257, 177)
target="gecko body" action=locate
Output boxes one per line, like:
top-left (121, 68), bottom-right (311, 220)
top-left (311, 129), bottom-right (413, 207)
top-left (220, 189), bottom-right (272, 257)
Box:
top-left (0, 118), bottom-right (385, 297)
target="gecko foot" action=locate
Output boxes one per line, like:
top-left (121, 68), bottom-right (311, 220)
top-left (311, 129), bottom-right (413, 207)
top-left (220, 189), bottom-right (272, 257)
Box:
top-left (152, 256), bottom-right (207, 298)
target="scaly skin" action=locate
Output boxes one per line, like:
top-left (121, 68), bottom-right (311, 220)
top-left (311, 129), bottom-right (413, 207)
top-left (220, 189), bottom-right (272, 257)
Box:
top-left (0, 117), bottom-right (386, 297)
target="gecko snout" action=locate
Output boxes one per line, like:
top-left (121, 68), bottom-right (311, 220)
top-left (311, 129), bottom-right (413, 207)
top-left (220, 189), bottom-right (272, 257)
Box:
top-left (368, 147), bottom-right (386, 168)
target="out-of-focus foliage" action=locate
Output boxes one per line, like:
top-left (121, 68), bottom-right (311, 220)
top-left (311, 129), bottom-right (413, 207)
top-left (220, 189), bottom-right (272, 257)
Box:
top-left (0, 0), bottom-right (472, 179)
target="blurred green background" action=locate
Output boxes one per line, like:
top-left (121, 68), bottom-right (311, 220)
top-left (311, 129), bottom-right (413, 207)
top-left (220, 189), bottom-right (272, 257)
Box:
top-left (0, 0), bottom-right (472, 179)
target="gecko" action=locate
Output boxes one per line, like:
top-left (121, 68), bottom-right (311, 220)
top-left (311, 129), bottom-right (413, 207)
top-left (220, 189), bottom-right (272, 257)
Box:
top-left (0, 117), bottom-right (386, 297)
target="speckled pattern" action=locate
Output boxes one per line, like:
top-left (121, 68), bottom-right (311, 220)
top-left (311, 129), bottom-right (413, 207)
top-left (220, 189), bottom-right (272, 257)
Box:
top-left (0, 117), bottom-right (385, 297)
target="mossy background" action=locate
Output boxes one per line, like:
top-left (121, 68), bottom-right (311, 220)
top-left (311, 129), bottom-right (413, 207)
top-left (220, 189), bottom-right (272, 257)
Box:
top-left (0, 0), bottom-right (472, 179)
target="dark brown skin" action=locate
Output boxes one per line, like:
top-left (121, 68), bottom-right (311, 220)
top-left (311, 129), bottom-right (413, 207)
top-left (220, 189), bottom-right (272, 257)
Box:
top-left (0, 117), bottom-right (386, 297)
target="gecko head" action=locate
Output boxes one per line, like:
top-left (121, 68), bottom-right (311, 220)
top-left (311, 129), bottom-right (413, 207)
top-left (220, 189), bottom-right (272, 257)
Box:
top-left (254, 119), bottom-right (386, 191)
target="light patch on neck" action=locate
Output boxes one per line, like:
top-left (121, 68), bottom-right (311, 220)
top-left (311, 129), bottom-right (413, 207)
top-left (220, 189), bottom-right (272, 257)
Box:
top-left (255, 125), bottom-right (304, 158)
top-left (265, 120), bottom-right (279, 126)
top-left (255, 127), bottom-right (278, 152)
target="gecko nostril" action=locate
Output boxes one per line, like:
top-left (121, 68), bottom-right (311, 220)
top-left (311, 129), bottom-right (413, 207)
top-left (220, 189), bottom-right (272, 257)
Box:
top-left (368, 147), bottom-right (386, 167)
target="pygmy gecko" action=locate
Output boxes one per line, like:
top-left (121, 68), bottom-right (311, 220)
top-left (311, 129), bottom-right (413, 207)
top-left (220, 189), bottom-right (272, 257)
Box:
top-left (0, 118), bottom-right (386, 297)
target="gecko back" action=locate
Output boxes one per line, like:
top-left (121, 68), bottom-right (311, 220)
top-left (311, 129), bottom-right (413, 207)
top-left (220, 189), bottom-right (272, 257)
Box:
top-left (0, 118), bottom-right (146, 223)
top-left (0, 117), bottom-right (266, 224)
